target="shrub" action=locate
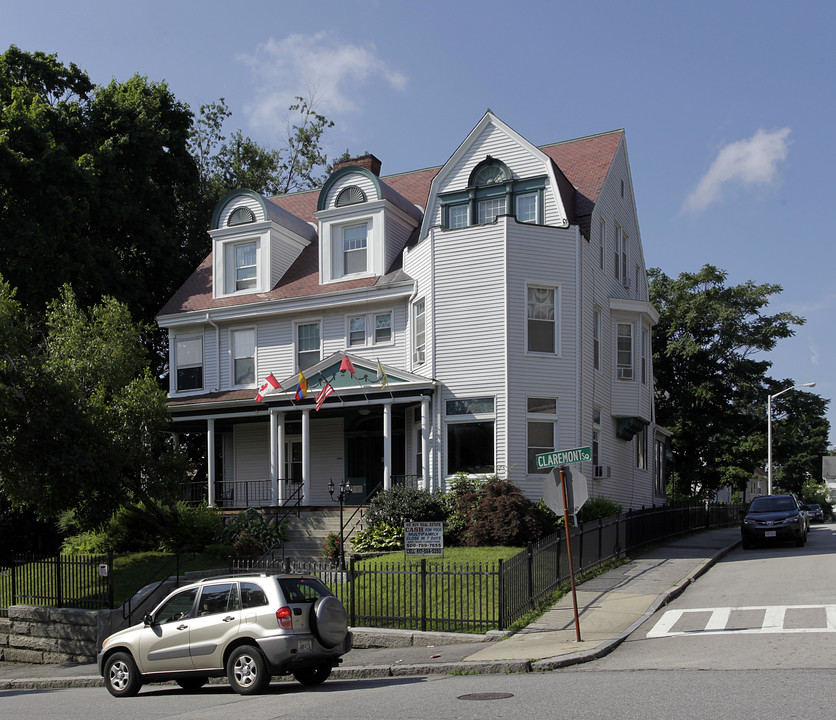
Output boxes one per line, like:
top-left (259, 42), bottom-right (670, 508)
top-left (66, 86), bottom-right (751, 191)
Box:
top-left (221, 508), bottom-right (285, 556)
top-left (578, 496), bottom-right (623, 523)
top-left (363, 486), bottom-right (448, 528)
top-left (351, 522), bottom-right (404, 553)
top-left (322, 532), bottom-right (341, 562)
top-left (449, 476), bottom-right (555, 546)
top-left (160, 501), bottom-right (224, 552)
top-left (60, 529), bottom-right (110, 554)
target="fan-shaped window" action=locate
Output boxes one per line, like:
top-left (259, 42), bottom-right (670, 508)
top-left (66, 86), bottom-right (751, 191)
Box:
top-left (472, 158), bottom-right (510, 187)
top-left (228, 207), bottom-right (256, 226)
top-left (335, 185), bottom-right (367, 207)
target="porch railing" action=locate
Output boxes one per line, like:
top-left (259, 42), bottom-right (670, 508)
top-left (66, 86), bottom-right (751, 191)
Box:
top-left (182, 479), bottom-right (300, 508)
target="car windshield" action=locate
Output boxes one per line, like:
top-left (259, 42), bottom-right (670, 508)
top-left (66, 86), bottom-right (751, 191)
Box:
top-left (749, 497), bottom-right (796, 513)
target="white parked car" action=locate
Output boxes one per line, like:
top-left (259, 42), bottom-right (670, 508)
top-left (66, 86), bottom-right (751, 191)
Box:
top-left (98, 573), bottom-right (351, 697)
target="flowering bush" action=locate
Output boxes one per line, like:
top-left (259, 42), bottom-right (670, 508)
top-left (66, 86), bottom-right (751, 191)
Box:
top-left (232, 529), bottom-right (262, 557)
top-left (322, 532), bottom-right (341, 563)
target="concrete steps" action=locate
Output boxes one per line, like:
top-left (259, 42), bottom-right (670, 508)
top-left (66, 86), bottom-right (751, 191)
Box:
top-left (279, 507), bottom-right (365, 563)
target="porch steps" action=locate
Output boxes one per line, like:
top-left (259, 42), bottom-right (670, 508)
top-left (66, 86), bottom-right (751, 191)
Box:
top-left (279, 507), bottom-right (365, 563)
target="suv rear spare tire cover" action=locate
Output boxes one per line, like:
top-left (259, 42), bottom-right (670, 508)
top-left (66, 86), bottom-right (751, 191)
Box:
top-left (310, 595), bottom-right (348, 648)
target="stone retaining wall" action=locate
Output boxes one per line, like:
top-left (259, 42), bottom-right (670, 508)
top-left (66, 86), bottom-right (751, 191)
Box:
top-left (1, 606), bottom-right (98, 664)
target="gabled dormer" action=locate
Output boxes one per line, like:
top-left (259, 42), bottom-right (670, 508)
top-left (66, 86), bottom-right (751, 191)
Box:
top-left (210, 190), bottom-right (315, 299)
top-left (315, 154), bottom-right (422, 285)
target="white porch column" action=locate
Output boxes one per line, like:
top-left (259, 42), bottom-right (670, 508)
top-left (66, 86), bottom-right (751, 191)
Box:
top-left (421, 396), bottom-right (430, 491)
top-left (277, 413), bottom-right (286, 504)
top-left (302, 409), bottom-right (310, 505)
top-left (383, 401), bottom-right (392, 491)
top-left (269, 409), bottom-right (278, 506)
top-left (206, 418), bottom-right (216, 507)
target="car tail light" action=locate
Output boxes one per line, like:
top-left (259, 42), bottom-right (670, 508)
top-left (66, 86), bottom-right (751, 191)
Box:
top-left (276, 606), bottom-right (293, 629)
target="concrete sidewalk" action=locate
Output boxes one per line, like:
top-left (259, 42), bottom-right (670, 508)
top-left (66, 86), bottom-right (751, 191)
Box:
top-left (0, 527), bottom-right (741, 691)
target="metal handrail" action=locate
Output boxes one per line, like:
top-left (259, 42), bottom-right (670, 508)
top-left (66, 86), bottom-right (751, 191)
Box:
top-left (254, 483), bottom-right (305, 563)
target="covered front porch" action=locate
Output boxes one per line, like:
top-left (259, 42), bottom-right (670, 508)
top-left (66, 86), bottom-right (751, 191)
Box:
top-left (172, 353), bottom-right (436, 510)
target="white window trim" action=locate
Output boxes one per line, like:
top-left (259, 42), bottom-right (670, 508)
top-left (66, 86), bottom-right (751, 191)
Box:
top-left (220, 238), bottom-right (262, 297)
top-left (320, 211), bottom-right (378, 284)
top-left (616, 321), bottom-right (634, 381)
top-left (526, 283), bottom-right (560, 356)
top-left (444, 396), bottom-right (497, 478)
top-left (593, 307), bottom-right (601, 371)
top-left (515, 192), bottom-right (538, 224)
top-left (526, 397), bottom-right (559, 475)
top-left (295, 319), bottom-right (322, 372)
top-left (345, 309), bottom-right (394, 348)
top-left (412, 297), bottom-right (426, 366)
top-left (174, 333), bottom-right (204, 394)
top-left (229, 326), bottom-right (256, 388)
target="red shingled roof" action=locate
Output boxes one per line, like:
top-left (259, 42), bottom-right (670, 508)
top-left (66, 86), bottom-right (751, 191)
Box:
top-left (158, 131), bottom-right (622, 318)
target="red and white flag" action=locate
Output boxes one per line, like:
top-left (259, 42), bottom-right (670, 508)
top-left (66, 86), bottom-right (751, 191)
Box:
top-left (315, 381), bottom-right (335, 411)
top-left (255, 372), bottom-right (281, 402)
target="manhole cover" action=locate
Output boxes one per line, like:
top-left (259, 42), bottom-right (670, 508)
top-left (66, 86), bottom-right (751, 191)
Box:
top-left (457, 692), bottom-right (514, 701)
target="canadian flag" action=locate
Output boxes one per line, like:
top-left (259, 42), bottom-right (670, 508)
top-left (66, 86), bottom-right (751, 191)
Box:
top-left (315, 381), bottom-right (335, 411)
top-left (255, 373), bottom-right (281, 402)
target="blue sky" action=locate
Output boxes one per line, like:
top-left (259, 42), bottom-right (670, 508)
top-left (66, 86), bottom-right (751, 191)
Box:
top-left (4, 0), bottom-right (834, 442)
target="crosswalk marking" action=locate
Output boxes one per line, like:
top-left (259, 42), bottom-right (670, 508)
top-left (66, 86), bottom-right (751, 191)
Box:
top-left (647, 605), bottom-right (836, 638)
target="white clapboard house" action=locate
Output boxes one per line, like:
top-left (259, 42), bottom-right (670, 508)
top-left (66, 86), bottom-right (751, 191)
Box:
top-left (158, 111), bottom-right (665, 512)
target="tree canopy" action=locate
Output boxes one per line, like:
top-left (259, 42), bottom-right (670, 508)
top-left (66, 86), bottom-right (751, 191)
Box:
top-left (0, 276), bottom-right (186, 527)
top-left (0, 45), bottom-right (206, 324)
top-left (648, 264), bottom-right (828, 498)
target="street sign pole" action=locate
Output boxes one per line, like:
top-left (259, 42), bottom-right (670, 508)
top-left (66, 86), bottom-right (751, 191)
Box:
top-left (559, 465), bottom-right (582, 642)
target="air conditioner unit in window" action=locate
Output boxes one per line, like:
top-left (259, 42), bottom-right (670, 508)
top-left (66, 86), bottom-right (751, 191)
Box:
top-left (413, 349), bottom-right (425, 365)
top-left (594, 465), bottom-right (611, 478)
top-left (622, 276), bottom-right (631, 289)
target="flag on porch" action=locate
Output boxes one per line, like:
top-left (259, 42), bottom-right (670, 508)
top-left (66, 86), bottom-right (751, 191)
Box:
top-left (315, 380), bottom-right (335, 411)
top-left (295, 372), bottom-right (308, 400)
top-left (377, 359), bottom-right (388, 389)
top-left (255, 372), bottom-right (281, 402)
top-left (339, 354), bottom-right (356, 375)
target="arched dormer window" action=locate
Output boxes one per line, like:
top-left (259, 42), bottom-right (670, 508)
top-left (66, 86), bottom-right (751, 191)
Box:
top-left (471, 157), bottom-right (510, 187)
top-left (228, 207), bottom-right (256, 226)
top-left (441, 156), bottom-right (545, 229)
top-left (335, 185), bottom-right (367, 207)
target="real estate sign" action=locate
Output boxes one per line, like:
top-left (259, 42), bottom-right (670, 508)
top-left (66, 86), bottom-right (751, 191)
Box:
top-left (404, 521), bottom-right (444, 556)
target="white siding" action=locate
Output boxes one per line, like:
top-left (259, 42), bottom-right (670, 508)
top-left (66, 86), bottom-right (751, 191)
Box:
top-left (218, 196), bottom-right (264, 227)
top-left (324, 173), bottom-right (379, 209)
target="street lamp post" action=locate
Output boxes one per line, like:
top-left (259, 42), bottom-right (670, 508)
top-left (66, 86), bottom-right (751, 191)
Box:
top-left (328, 479), bottom-right (352, 570)
top-left (767, 382), bottom-right (816, 495)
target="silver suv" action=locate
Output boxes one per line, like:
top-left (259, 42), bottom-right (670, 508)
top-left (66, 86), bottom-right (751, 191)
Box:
top-left (98, 573), bottom-right (352, 697)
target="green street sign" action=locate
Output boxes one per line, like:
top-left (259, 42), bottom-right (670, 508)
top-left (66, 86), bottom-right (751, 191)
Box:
top-left (535, 446), bottom-right (592, 469)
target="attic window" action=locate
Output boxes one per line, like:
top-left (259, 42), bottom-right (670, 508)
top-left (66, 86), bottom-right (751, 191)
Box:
top-left (335, 185), bottom-right (367, 207)
top-left (472, 159), bottom-right (510, 186)
top-left (228, 207), bottom-right (256, 226)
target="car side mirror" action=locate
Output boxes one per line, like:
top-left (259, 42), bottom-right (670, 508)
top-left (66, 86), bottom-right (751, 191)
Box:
top-left (143, 613), bottom-right (154, 626)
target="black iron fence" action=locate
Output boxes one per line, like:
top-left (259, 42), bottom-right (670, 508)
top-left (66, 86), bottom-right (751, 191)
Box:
top-left (232, 502), bottom-right (742, 633)
top-left (0, 553), bottom-right (113, 617)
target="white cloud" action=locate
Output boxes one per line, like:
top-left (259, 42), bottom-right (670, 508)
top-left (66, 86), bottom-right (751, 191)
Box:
top-left (682, 128), bottom-right (791, 213)
top-left (237, 32), bottom-right (407, 132)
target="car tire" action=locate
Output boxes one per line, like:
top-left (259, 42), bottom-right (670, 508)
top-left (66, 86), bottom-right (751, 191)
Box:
top-left (293, 663), bottom-right (332, 686)
top-left (226, 645), bottom-right (270, 695)
top-left (310, 596), bottom-right (348, 649)
top-left (796, 534), bottom-right (806, 547)
top-left (176, 676), bottom-right (208, 691)
top-left (104, 651), bottom-right (142, 698)
top-left (741, 540), bottom-right (751, 550)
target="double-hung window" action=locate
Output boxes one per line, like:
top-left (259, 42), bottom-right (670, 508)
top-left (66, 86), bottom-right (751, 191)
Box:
top-left (617, 323), bottom-right (633, 380)
top-left (446, 397), bottom-right (495, 475)
top-left (176, 336), bottom-right (203, 392)
top-left (528, 286), bottom-right (556, 353)
top-left (478, 197), bottom-right (505, 224)
top-left (447, 203), bottom-right (469, 229)
top-left (413, 298), bottom-right (426, 365)
top-left (231, 328), bottom-right (255, 386)
top-left (234, 242), bottom-right (257, 291)
top-left (343, 223), bottom-right (367, 275)
top-left (348, 316), bottom-right (366, 346)
top-left (374, 312), bottom-right (392, 343)
top-left (516, 193), bottom-right (538, 223)
top-left (593, 307), bottom-right (601, 370)
top-left (527, 398), bottom-right (558, 474)
top-left (297, 322), bottom-right (321, 371)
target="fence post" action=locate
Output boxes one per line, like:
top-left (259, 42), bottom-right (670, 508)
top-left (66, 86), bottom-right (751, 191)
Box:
top-left (349, 556), bottom-right (356, 628)
top-left (527, 544), bottom-right (535, 611)
top-left (10, 557), bottom-right (17, 606)
top-left (497, 558), bottom-right (504, 631)
top-left (420, 558), bottom-right (427, 633)
top-left (55, 554), bottom-right (63, 608)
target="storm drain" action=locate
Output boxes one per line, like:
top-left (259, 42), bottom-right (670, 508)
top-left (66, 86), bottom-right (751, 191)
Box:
top-left (457, 693), bottom-right (514, 701)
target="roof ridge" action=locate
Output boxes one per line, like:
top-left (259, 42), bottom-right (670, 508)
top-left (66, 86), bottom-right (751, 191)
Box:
top-left (538, 128), bottom-right (624, 149)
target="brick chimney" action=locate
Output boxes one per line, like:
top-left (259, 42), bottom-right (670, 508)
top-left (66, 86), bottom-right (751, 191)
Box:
top-left (332, 153), bottom-right (382, 177)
